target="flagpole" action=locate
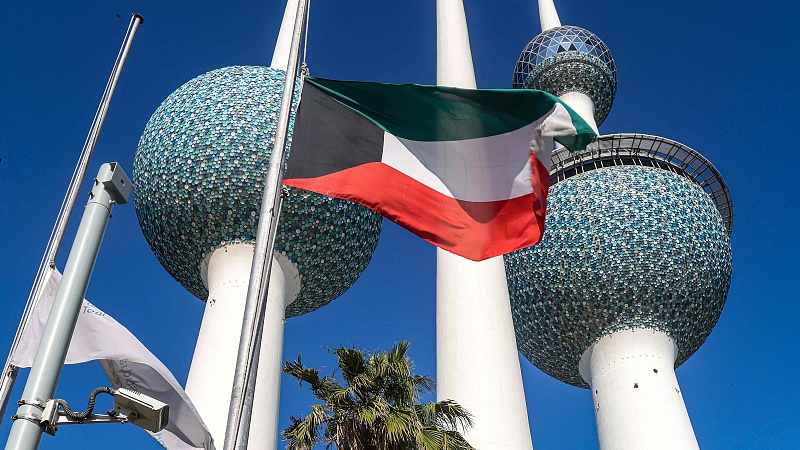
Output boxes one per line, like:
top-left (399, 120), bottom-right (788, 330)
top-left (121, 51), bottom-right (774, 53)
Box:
top-left (222, 0), bottom-right (309, 449)
top-left (0, 13), bottom-right (143, 424)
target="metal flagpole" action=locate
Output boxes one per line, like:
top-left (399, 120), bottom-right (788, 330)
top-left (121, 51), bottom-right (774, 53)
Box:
top-left (222, 0), bottom-right (309, 449)
top-left (0, 14), bottom-right (143, 424)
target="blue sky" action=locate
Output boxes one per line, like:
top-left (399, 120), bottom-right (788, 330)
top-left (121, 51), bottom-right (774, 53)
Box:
top-left (1, 1), bottom-right (799, 449)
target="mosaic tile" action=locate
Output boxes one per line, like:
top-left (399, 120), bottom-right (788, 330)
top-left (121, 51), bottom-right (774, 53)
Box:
top-left (504, 166), bottom-right (732, 388)
top-left (133, 66), bottom-right (382, 317)
top-left (513, 25), bottom-right (616, 125)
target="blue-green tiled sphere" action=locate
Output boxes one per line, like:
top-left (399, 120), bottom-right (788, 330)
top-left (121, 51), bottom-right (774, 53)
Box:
top-left (504, 166), bottom-right (732, 387)
top-left (133, 66), bottom-right (382, 317)
top-left (513, 25), bottom-right (616, 125)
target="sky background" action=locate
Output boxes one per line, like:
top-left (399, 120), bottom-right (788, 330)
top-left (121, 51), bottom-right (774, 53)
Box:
top-left (1, 0), bottom-right (799, 449)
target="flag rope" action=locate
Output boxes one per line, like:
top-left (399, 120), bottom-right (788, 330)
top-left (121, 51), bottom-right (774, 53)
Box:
top-left (301, 0), bottom-right (311, 71)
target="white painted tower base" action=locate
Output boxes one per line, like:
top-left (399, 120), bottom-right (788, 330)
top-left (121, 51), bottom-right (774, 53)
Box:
top-left (579, 329), bottom-right (700, 450)
top-left (435, 1), bottom-right (534, 449)
top-left (185, 244), bottom-right (253, 443)
top-left (185, 243), bottom-right (300, 449)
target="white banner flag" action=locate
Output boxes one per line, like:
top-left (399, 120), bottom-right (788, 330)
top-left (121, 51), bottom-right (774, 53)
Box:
top-left (10, 268), bottom-right (215, 450)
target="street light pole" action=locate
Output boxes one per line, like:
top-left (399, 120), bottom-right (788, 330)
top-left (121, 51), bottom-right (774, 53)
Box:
top-left (4, 163), bottom-right (132, 450)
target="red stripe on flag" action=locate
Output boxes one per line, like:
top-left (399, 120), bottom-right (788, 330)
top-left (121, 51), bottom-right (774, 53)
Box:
top-left (284, 160), bottom-right (551, 261)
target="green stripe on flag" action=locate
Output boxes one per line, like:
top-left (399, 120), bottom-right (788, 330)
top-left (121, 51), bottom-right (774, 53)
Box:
top-left (305, 77), bottom-right (595, 151)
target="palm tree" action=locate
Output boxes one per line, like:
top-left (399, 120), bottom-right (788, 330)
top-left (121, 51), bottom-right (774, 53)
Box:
top-left (282, 341), bottom-right (476, 450)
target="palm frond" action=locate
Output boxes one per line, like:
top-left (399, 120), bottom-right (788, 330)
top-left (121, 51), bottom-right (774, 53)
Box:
top-left (416, 426), bottom-right (445, 450)
top-left (334, 346), bottom-right (368, 385)
top-left (283, 343), bottom-right (475, 450)
top-left (412, 374), bottom-right (436, 395)
top-left (282, 411), bottom-right (323, 450)
top-left (284, 356), bottom-right (323, 389)
top-left (416, 400), bottom-right (474, 431)
top-left (384, 405), bottom-right (419, 444)
top-left (417, 427), bottom-right (476, 450)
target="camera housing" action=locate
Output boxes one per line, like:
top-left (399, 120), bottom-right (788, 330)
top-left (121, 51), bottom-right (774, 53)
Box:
top-left (114, 388), bottom-right (169, 433)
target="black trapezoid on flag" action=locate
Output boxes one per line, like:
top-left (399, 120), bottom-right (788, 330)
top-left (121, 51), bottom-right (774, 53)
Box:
top-left (286, 82), bottom-right (384, 180)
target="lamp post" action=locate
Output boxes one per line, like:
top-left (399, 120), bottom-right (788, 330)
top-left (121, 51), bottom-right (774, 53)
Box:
top-left (5, 163), bottom-right (132, 450)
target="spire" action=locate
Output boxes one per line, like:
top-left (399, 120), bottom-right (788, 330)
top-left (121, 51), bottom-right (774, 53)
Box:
top-left (435, 3), bottom-right (535, 450)
top-left (271, 0), bottom-right (300, 70)
top-left (436, 0), bottom-right (477, 88)
top-left (538, 0), bottom-right (562, 31)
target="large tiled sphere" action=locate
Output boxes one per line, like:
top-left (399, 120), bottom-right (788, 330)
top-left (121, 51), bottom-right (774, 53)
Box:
top-left (133, 66), bottom-right (382, 317)
top-left (513, 25), bottom-right (616, 125)
top-left (504, 165), bottom-right (732, 387)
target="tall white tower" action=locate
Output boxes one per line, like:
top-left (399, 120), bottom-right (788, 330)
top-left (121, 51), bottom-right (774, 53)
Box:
top-left (435, 1), bottom-right (534, 449)
top-left (131, 1), bottom-right (382, 448)
top-left (188, 245), bottom-right (299, 448)
top-left (507, 2), bottom-right (734, 449)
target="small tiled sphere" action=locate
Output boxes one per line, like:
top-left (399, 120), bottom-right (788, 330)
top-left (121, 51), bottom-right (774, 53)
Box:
top-left (133, 66), bottom-right (382, 317)
top-left (504, 166), bottom-right (732, 387)
top-left (513, 25), bottom-right (616, 125)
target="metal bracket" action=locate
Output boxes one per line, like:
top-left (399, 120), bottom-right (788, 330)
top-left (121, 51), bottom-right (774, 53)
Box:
top-left (95, 162), bottom-right (132, 204)
top-left (16, 399), bottom-right (46, 410)
top-left (40, 399), bottom-right (58, 435)
top-left (10, 413), bottom-right (42, 426)
top-left (37, 399), bottom-right (130, 436)
top-left (5, 364), bottom-right (18, 376)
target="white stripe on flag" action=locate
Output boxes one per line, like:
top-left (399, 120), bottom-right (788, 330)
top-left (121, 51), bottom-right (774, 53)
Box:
top-left (381, 124), bottom-right (535, 203)
top-left (380, 104), bottom-right (569, 203)
top-left (10, 268), bottom-right (215, 450)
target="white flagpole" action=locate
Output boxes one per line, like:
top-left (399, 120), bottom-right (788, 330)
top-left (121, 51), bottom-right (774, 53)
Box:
top-left (221, 1), bottom-right (309, 449)
top-left (0, 14), bottom-right (143, 424)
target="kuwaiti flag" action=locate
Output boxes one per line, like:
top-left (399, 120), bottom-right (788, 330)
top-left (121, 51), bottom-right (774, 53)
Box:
top-left (284, 77), bottom-right (595, 261)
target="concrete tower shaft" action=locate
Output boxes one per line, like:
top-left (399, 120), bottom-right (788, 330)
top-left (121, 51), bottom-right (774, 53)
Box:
top-left (271, 0), bottom-right (299, 71)
top-left (185, 244), bottom-right (300, 449)
top-left (436, 1), bottom-right (533, 450)
top-left (538, 0), bottom-right (562, 32)
top-left (579, 329), bottom-right (700, 450)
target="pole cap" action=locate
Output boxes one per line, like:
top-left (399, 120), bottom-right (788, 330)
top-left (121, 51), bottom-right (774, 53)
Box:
top-left (95, 162), bottom-right (132, 204)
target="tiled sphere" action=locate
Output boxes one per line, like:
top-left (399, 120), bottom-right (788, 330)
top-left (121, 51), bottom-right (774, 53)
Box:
top-left (133, 66), bottom-right (382, 317)
top-left (513, 25), bottom-right (616, 125)
top-left (504, 166), bottom-right (732, 387)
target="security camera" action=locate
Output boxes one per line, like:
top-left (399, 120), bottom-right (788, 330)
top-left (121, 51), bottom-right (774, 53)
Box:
top-left (33, 387), bottom-right (170, 436)
top-left (114, 388), bottom-right (169, 433)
